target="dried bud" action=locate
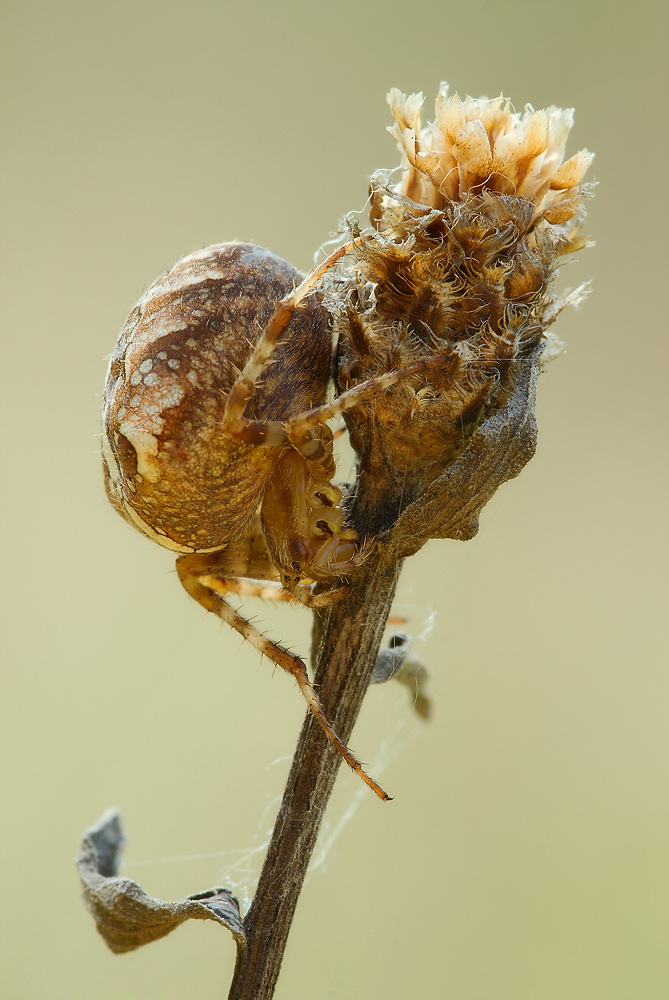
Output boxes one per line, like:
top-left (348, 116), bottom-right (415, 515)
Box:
top-left (329, 84), bottom-right (593, 532)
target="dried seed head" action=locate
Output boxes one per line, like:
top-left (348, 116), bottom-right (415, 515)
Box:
top-left (329, 84), bottom-right (594, 527)
top-left (386, 85), bottom-right (593, 217)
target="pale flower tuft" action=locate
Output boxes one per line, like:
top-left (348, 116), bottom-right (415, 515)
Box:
top-left (387, 83), bottom-right (594, 220)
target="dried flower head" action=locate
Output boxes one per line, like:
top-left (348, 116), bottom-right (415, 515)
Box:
top-left (386, 85), bottom-right (593, 221)
top-left (329, 84), bottom-right (594, 533)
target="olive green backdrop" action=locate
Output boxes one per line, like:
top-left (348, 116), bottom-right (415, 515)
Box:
top-left (2, 1), bottom-right (667, 997)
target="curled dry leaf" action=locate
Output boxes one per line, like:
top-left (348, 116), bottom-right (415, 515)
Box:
top-left (76, 810), bottom-right (245, 964)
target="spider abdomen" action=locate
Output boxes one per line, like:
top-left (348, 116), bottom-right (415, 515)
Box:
top-left (102, 242), bottom-right (332, 553)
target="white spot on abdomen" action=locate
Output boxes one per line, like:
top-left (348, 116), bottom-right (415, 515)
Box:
top-left (118, 421), bottom-right (161, 482)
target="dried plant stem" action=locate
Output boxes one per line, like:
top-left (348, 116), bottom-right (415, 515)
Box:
top-left (228, 536), bottom-right (401, 1000)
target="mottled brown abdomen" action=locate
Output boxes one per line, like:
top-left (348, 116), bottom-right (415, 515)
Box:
top-left (102, 243), bottom-right (332, 552)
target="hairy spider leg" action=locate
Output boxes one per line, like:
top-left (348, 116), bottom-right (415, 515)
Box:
top-left (285, 354), bottom-right (460, 448)
top-left (222, 242), bottom-right (459, 451)
top-left (183, 545), bottom-right (403, 613)
top-left (183, 545), bottom-right (346, 609)
top-left (189, 538), bottom-right (294, 601)
top-left (202, 575), bottom-right (300, 602)
top-left (175, 554), bottom-right (390, 801)
top-left (223, 237), bottom-right (369, 445)
top-left (201, 574), bottom-right (346, 607)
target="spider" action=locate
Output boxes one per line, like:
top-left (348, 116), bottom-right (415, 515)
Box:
top-left (102, 240), bottom-right (434, 799)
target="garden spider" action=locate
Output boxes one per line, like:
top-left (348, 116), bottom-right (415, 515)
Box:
top-left (102, 239), bottom-right (436, 799)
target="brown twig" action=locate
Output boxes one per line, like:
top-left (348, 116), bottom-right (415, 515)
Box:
top-left (228, 537), bottom-right (400, 999)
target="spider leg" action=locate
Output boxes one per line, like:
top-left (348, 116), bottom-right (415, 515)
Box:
top-left (223, 238), bottom-right (368, 447)
top-left (186, 538), bottom-right (347, 609)
top-left (200, 575), bottom-right (299, 603)
top-left (201, 572), bottom-right (347, 609)
top-left (223, 230), bottom-right (454, 454)
top-left (286, 354), bottom-right (459, 445)
top-left (176, 554), bottom-right (390, 801)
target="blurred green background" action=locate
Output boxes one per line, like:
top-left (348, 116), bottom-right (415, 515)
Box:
top-left (2, 0), bottom-right (668, 997)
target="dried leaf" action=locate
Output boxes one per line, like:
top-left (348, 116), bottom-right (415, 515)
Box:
top-left (392, 348), bottom-right (541, 559)
top-left (372, 633), bottom-right (433, 719)
top-left (76, 810), bottom-right (246, 961)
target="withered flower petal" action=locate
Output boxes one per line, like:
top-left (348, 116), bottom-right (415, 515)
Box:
top-left (387, 85), bottom-right (594, 211)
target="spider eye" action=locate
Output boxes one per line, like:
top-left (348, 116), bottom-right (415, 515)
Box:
top-left (291, 560), bottom-right (301, 570)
